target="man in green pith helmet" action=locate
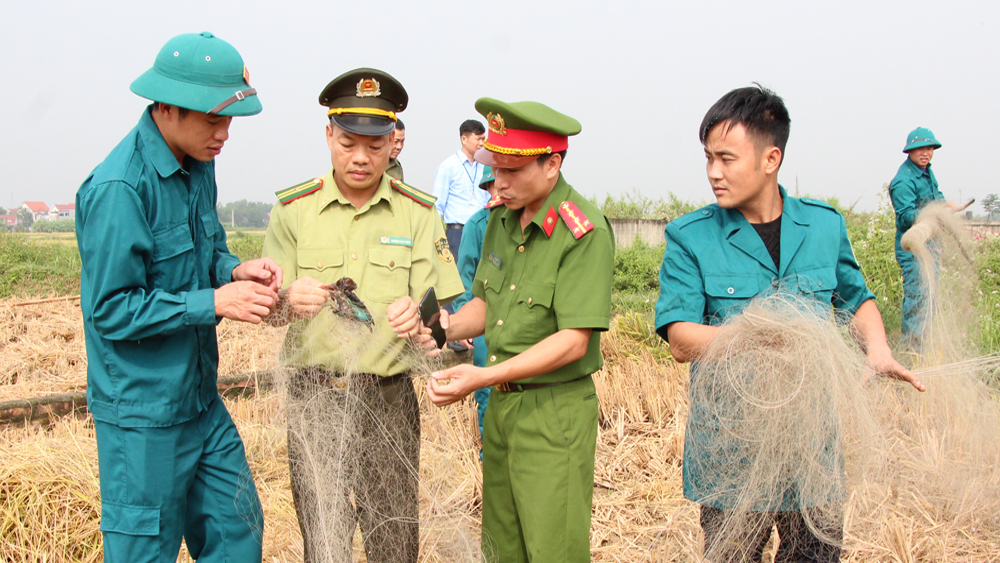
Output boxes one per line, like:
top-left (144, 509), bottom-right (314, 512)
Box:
top-left (76, 32), bottom-right (280, 563)
top-left (888, 127), bottom-right (967, 350)
top-left (408, 99), bottom-right (615, 562)
top-left (261, 68), bottom-right (463, 563)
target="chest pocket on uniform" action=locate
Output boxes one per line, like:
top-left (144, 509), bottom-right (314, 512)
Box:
top-left (150, 221), bottom-right (194, 291)
top-left (513, 281), bottom-right (557, 344)
top-left (793, 267), bottom-right (836, 302)
top-left (297, 248), bottom-right (345, 284)
top-left (367, 246), bottom-right (412, 304)
top-left (704, 274), bottom-right (759, 324)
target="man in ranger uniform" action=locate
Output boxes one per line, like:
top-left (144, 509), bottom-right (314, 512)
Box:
top-left (76, 32), bottom-right (280, 563)
top-left (414, 98), bottom-right (616, 563)
top-left (261, 68), bottom-right (464, 563)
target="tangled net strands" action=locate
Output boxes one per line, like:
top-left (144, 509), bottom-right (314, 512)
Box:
top-left (682, 204), bottom-right (1000, 561)
top-left (271, 284), bottom-right (484, 562)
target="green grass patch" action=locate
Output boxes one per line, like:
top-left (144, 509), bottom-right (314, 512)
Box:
top-left (0, 234), bottom-right (82, 299)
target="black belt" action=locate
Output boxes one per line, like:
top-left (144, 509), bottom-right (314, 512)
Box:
top-left (494, 374), bottom-right (590, 393)
top-left (446, 223), bottom-right (464, 230)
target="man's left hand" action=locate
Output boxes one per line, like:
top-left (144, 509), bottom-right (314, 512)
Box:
top-left (864, 348), bottom-right (926, 392)
top-left (233, 258), bottom-right (283, 292)
top-left (426, 364), bottom-right (488, 407)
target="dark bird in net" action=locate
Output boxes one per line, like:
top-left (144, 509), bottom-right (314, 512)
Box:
top-left (321, 278), bottom-right (374, 331)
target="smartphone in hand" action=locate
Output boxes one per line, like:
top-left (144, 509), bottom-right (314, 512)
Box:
top-left (419, 287), bottom-right (447, 349)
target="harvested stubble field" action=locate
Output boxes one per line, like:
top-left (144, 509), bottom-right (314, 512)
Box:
top-left (2, 298), bottom-right (999, 562)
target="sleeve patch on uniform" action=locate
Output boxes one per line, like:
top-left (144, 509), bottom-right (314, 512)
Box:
top-left (390, 178), bottom-right (436, 208)
top-left (558, 201), bottom-right (594, 239)
top-left (435, 236), bottom-right (454, 264)
top-left (276, 178), bottom-right (323, 204)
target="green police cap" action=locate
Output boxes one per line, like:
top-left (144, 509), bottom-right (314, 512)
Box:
top-left (479, 166), bottom-right (495, 188)
top-left (319, 68), bottom-right (407, 137)
top-left (903, 127), bottom-right (942, 152)
top-left (131, 32), bottom-right (261, 117)
top-left (473, 97), bottom-right (581, 167)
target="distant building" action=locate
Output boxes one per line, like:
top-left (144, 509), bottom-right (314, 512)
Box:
top-left (0, 214), bottom-right (17, 230)
top-left (49, 203), bottom-right (75, 220)
top-left (21, 201), bottom-right (50, 222)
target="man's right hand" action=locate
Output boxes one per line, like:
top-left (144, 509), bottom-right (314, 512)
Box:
top-left (285, 277), bottom-right (330, 319)
top-left (215, 281), bottom-right (279, 324)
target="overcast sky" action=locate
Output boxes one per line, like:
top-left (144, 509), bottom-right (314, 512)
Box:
top-left (2, 0), bottom-right (997, 214)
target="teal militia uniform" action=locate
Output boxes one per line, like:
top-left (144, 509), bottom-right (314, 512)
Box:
top-left (76, 33), bottom-right (264, 563)
top-left (452, 170), bottom-right (501, 440)
top-left (889, 128), bottom-right (945, 345)
top-left (654, 187), bottom-right (874, 511)
top-left (474, 176), bottom-right (614, 563)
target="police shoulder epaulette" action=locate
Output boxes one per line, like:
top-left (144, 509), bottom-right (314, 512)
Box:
top-left (390, 178), bottom-right (436, 208)
top-left (276, 178), bottom-right (323, 205)
top-left (484, 194), bottom-right (504, 209)
top-left (671, 207), bottom-right (715, 228)
top-left (557, 200), bottom-right (595, 240)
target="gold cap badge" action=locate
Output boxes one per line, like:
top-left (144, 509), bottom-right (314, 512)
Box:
top-left (242, 65), bottom-right (250, 85)
top-left (487, 112), bottom-right (507, 135)
top-left (356, 78), bottom-right (381, 98)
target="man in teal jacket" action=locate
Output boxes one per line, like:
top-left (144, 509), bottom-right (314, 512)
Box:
top-left (76, 32), bottom-right (281, 563)
top-left (888, 127), bottom-right (961, 349)
top-left (452, 167), bottom-right (502, 440)
top-left (656, 86), bottom-right (925, 562)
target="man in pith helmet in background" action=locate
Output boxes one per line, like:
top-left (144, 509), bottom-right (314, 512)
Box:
top-left (76, 32), bottom-right (280, 563)
top-left (888, 127), bottom-right (968, 350)
top-left (412, 98), bottom-right (615, 563)
top-left (262, 68), bottom-right (463, 562)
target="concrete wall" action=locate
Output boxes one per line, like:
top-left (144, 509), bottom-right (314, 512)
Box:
top-left (608, 218), bottom-right (668, 247)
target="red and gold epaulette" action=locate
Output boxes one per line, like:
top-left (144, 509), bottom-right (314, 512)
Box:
top-left (557, 201), bottom-right (594, 239)
top-left (485, 194), bottom-right (504, 209)
top-left (390, 178), bottom-right (436, 208)
top-left (541, 206), bottom-right (559, 237)
top-left (276, 178), bottom-right (323, 205)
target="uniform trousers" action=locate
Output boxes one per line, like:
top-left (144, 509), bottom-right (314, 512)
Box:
top-left (287, 368), bottom-right (420, 563)
top-left (700, 504), bottom-right (842, 563)
top-left (481, 375), bottom-right (599, 563)
top-left (94, 395), bottom-right (263, 563)
top-left (897, 244), bottom-right (939, 349)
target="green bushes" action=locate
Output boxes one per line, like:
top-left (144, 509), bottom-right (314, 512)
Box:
top-left (32, 219), bottom-right (76, 233)
top-left (225, 232), bottom-right (264, 262)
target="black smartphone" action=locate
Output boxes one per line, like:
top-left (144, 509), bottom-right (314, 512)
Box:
top-left (418, 287), bottom-right (447, 349)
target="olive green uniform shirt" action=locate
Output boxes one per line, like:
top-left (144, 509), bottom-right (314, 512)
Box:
top-left (472, 174), bottom-right (614, 384)
top-left (263, 169), bottom-right (464, 375)
top-left (386, 158), bottom-right (404, 181)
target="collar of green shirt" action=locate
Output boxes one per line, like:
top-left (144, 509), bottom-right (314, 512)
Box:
top-left (499, 172), bottom-right (572, 240)
top-left (904, 157), bottom-right (932, 177)
top-left (137, 104), bottom-right (187, 179)
top-left (317, 169), bottom-right (396, 215)
top-left (719, 185), bottom-right (811, 276)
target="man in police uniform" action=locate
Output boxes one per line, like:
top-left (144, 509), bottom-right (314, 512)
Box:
top-left (655, 85), bottom-right (925, 562)
top-left (888, 127), bottom-right (964, 350)
top-left (261, 68), bottom-right (464, 563)
top-left (76, 32), bottom-right (280, 563)
top-left (414, 99), bottom-right (615, 563)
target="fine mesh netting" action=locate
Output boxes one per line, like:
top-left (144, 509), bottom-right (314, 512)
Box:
top-left (263, 280), bottom-right (483, 562)
top-left (682, 204), bottom-right (1000, 561)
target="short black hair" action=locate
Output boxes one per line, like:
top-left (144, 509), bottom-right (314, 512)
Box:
top-left (460, 119), bottom-right (485, 137)
top-left (394, 118), bottom-right (405, 130)
top-left (699, 84), bottom-right (790, 159)
top-left (535, 150), bottom-right (567, 167)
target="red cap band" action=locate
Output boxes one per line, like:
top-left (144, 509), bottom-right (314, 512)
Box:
top-left (484, 128), bottom-right (569, 156)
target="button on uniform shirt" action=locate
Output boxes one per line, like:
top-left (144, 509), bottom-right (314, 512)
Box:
top-left (889, 158), bottom-right (944, 252)
top-left (472, 174), bottom-right (615, 383)
top-left (654, 187), bottom-right (874, 511)
top-left (263, 170), bottom-right (465, 375)
top-left (433, 150), bottom-right (488, 224)
top-left (75, 105), bottom-right (240, 427)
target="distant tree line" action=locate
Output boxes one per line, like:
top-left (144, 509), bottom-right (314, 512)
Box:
top-left (217, 200), bottom-right (272, 229)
